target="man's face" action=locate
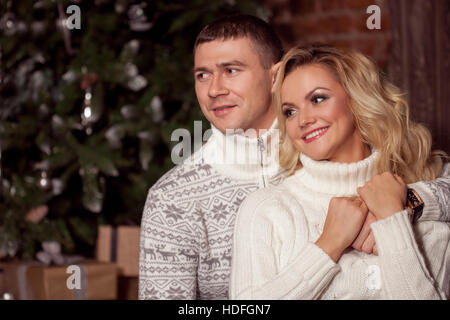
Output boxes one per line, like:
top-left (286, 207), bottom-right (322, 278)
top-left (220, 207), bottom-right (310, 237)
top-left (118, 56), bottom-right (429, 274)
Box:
top-left (194, 38), bottom-right (276, 134)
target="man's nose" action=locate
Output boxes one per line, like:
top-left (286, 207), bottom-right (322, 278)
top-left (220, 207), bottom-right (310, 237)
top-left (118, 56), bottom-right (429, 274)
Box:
top-left (208, 75), bottom-right (229, 98)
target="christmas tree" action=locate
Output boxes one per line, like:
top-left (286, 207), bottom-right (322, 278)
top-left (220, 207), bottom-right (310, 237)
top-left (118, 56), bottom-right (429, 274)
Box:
top-left (0, 0), bottom-right (267, 259)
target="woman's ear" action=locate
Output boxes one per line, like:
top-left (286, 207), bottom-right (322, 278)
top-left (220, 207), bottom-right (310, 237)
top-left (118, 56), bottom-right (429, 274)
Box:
top-left (271, 61), bottom-right (282, 85)
top-left (270, 62), bottom-right (282, 93)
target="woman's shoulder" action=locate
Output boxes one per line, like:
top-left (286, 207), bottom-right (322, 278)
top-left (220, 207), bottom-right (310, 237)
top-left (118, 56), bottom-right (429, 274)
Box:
top-left (237, 183), bottom-right (305, 223)
top-left (242, 183), bottom-right (297, 207)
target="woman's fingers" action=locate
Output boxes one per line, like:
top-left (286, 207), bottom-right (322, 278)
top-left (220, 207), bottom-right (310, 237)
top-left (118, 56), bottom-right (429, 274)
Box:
top-left (361, 232), bottom-right (375, 254)
top-left (351, 221), bottom-right (371, 250)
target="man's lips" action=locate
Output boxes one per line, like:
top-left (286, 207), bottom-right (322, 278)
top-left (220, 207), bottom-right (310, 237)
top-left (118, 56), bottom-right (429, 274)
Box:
top-left (302, 126), bottom-right (329, 143)
top-left (210, 105), bottom-right (236, 115)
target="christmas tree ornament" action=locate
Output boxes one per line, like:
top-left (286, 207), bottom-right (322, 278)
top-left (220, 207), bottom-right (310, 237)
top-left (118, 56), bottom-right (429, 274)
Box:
top-left (0, 12), bottom-right (26, 36)
top-left (150, 96), bottom-right (164, 123)
top-left (0, 228), bottom-right (19, 259)
top-left (115, 2), bottom-right (126, 14)
top-left (80, 72), bottom-right (98, 89)
top-left (25, 205), bottom-right (48, 224)
top-left (31, 21), bottom-right (46, 36)
top-left (105, 125), bottom-right (125, 149)
top-left (62, 70), bottom-right (77, 83)
top-left (128, 75), bottom-right (147, 91)
top-left (121, 39), bottom-right (140, 60)
top-left (124, 63), bottom-right (138, 78)
top-left (51, 178), bottom-right (65, 196)
top-left (138, 131), bottom-right (154, 170)
top-left (127, 2), bottom-right (154, 32)
top-left (36, 241), bottom-right (84, 266)
top-left (38, 170), bottom-right (52, 191)
top-left (81, 88), bottom-right (94, 135)
top-left (120, 104), bottom-right (138, 119)
top-left (36, 250), bottom-right (52, 265)
top-left (79, 72), bottom-right (100, 135)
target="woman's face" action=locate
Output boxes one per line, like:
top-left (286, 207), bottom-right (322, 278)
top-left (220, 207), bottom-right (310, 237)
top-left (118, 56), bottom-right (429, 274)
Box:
top-left (280, 63), bottom-right (368, 163)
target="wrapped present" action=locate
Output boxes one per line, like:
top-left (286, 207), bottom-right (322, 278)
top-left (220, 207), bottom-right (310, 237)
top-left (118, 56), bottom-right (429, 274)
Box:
top-left (2, 260), bottom-right (117, 300)
top-left (118, 276), bottom-right (138, 300)
top-left (96, 225), bottom-right (140, 277)
top-left (0, 262), bottom-right (5, 295)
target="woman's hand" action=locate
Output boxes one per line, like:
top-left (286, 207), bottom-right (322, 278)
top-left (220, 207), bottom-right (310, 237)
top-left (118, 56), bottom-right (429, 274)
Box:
top-left (316, 196), bottom-right (368, 262)
top-left (351, 212), bottom-right (378, 255)
top-left (357, 172), bottom-right (407, 221)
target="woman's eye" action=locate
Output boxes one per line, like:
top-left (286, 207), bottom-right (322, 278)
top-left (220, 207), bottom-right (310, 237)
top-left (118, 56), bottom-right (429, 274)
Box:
top-left (282, 109), bottom-right (296, 118)
top-left (311, 95), bottom-right (328, 104)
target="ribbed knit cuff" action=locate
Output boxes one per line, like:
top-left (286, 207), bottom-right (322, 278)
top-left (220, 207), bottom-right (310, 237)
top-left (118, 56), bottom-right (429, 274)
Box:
top-left (408, 181), bottom-right (441, 221)
top-left (289, 242), bottom-right (341, 284)
top-left (370, 210), bottom-right (416, 255)
top-left (254, 242), bottom-right (341, 299)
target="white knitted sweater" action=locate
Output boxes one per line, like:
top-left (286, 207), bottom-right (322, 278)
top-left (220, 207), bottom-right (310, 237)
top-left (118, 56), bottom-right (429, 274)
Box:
top-left (230, 150), bottom-right (450, 299)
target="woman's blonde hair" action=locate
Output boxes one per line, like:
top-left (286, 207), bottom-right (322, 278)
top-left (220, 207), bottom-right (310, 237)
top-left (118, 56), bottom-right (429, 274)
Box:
top-left (273, 44), bottom-right (447, 183)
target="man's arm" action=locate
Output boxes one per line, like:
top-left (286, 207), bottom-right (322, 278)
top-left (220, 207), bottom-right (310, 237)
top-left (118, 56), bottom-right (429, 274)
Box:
top-left (139, 184), bottom-right (199, 300)
top-left (410, 162), bottom-right (450, 222)
top-left (352, 164), bottom-right (450, 255)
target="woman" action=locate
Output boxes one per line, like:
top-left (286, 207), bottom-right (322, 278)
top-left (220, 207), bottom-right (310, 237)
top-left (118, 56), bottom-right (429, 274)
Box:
top-left (229, 44), bottom-right (449, 299)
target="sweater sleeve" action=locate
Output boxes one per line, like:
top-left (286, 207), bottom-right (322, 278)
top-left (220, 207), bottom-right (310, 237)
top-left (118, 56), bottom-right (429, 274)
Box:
top-left (370, 210), bottom-right (450, 299)
top-left (229, 190), bottom-right (341, 300)
top-left (411, 162), bottom-right (450, 222)
top-left (139, 179), bottom-right (199, 300)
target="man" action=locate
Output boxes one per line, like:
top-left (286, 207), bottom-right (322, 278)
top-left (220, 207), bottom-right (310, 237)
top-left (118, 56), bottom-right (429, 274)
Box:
top-left (139, 14), bottom-right (450, 300)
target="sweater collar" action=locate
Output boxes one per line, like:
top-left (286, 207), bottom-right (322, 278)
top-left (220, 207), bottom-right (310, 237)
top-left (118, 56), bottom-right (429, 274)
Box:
top-left (294, 148), bottom-right (379, 196)
top-left (201, 118), bottom-right (284, 181)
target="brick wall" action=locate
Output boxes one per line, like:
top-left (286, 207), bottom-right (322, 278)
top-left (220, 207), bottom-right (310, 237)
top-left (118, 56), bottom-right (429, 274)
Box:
top-left (266, 0), bottom-right (392, 68)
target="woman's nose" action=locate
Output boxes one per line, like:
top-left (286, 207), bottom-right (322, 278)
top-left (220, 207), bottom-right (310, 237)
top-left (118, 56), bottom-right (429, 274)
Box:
top-left (298, 108), bottom-right (316, 128)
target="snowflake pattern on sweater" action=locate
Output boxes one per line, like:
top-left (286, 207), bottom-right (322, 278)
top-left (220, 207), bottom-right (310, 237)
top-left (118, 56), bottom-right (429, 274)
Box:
top-left (139, 157), bottom-right (284, 299)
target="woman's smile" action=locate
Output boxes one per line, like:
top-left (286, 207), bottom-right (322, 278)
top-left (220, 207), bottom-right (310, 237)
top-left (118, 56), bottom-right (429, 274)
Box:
top-left (302, 126), bottom-right (330, 143)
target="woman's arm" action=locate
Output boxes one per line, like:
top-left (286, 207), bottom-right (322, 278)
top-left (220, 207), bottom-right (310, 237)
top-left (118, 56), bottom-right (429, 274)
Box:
top-left (358, 171), bottom-right (450, 299)
top-left (229, 189), bottom-right (340, 300)
top-left (370, 211), bottom-right (450, 299)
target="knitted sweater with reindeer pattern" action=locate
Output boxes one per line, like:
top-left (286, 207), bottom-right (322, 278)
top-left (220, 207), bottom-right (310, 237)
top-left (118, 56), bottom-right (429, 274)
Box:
top-left (138, 120), bottom-right (285, 299)
top-left (139, 118), bottom-right (450, 300)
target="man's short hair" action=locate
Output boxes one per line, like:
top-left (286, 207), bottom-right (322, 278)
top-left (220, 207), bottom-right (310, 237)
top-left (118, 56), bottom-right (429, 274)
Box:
top-left (194, 14), bottom-right (283, 69)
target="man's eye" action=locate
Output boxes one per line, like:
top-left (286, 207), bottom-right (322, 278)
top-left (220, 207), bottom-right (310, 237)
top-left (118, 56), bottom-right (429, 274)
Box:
top-left (311, 95), bottom-right (328, 104)
top-left (196, 73), bottom-right (208, 80)
top-left (282, 108), bottom-right (296, 118)
top-left (226, 68), bottom-right (238, 74)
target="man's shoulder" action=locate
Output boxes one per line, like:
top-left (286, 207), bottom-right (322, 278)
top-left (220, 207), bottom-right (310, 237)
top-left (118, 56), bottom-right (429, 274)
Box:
top-left (148, 158), bottom-right (208, 194)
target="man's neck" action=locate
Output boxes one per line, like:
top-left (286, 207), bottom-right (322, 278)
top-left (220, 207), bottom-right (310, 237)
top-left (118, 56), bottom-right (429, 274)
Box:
top-left (243, 110), bottom-right (277, 138)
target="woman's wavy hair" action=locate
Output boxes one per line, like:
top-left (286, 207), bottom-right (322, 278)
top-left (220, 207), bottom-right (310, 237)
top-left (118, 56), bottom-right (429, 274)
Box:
top-left (273, 44), bottom-right (447, 183)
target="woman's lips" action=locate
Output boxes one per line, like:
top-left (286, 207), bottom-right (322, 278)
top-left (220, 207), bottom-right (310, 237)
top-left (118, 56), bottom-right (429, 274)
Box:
top-left (212, 105), bottom-right (236, 116)
top-left (302, 126), bottom-right (329, 143)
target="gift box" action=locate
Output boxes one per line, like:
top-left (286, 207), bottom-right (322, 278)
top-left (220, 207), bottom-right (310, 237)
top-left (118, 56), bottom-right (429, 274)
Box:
top-left (0, 262), bottom-right (5, 295)
top-left (96, 225), bottom-right (140, 277)
top-left (118, 276), bottom-right (138, 300)
top-left (2, 260), bottom-right (117, 300)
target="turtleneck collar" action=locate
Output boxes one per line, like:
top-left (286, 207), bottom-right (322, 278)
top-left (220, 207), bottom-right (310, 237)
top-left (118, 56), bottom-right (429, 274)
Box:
top-left (293, 148), bottom-right (379, 196)
top-left (200, 117), bottom-right (284, 182)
